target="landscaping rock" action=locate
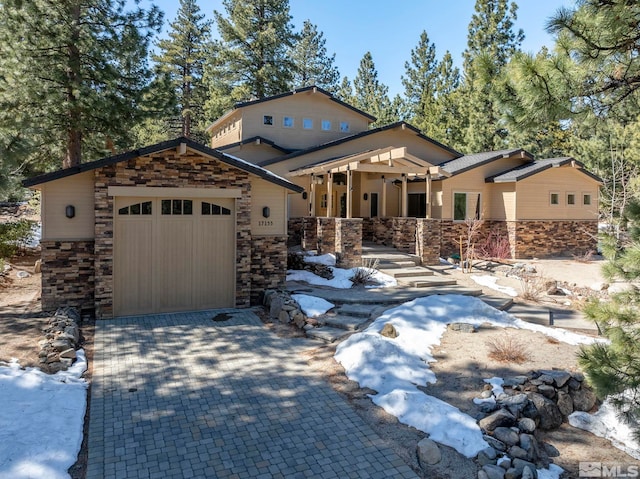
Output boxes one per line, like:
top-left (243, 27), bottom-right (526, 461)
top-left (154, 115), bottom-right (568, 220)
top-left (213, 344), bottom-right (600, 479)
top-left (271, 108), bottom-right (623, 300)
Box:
top-left (508, 445), bottom-right (528, 460)
top-left (380, 323), bottom-right (398, 338)
top-left (503, 376), bottom-right (528, 388)
top-left (537, 385), bottom-right (556, 399)
top-left (526, 393), bottom-right (563, 430)
top-left (59, 348), bottom-right (76, 360)
top-left (492, 427), bottom-right (519, 447)
top-left (557, 391), bottom-right (574, 417)
top-left (449, 322), bottom-right (477, 333)
top-left (478, 471), bottom-right (489, 479)
top-left (416, 438), bottom-right (441, 466)
top-left (517, 418), bottom-right (536, 433)
top-left (480, 409), bottom-right (517, 431)
top-left (539, 369), bottom-right (571, 388)
top-left (482, 464), bottom-right (506, 479)
top-left (477, 447), bottom-right (498, 466)
top-left (571, 387), bottom-right (597, 412)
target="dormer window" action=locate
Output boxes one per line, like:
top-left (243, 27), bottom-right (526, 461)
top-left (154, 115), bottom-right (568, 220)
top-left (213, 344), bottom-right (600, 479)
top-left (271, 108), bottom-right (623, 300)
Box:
top-left (283, 116), bottom-right (294, 128)
top-left (340, 121), bottom-right (350, 132)
top-left (263, 115), bottom-right (273, 126)
top-left (303, 118), bottom-right (313, 129)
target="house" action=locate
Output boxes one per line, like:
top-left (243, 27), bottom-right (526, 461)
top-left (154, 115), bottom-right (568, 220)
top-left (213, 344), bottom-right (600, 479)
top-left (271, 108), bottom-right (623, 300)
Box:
top-left (26, 86), bottom-right (600, 318)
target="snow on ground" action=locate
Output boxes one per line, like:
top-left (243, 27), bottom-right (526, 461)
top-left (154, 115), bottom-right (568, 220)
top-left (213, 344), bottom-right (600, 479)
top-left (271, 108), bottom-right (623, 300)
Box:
top-left (291, 294), bottom-right (334, 317)
top-left (286, 265), bottom-right (397, 289)
top-left (302, 253), bottom-right (336, 266)
top-left (335, 294), bottom-right (599, 468)
top-left (0, 352), bottom-right (88, 479)
top-left (569, 394), bottom-right (640, 460)
top-left (470, 274), bottom-right (518, 297)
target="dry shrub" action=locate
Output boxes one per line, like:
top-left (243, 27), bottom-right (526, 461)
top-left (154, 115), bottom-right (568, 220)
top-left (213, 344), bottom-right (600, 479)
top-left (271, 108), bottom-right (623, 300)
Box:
top-left (519, 271), bottom-right (547, 301)
top-left (572, 250), bottom-right (595, 263)
top-left (477, 228), bottom-right (512, 259)
top-left (350, 257), bottom-right (379, 286)
top-left (487, 333), bottom-right (531, 363)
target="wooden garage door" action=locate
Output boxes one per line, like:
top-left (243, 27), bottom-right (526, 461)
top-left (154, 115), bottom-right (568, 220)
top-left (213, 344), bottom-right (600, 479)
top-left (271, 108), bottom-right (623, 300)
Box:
top-left (114, 197), bottom-right (235, 316)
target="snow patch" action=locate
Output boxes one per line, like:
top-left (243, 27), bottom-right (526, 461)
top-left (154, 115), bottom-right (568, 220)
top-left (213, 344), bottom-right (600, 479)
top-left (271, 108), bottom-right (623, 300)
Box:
top-left (470, 275), bottom-right (518, 297)
top-left (291, 294), bottom-right (334, 317)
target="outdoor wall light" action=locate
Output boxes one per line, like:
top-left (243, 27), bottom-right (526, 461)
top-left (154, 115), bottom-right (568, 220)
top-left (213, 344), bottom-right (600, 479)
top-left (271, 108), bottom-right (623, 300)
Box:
top-left (262, 206), bottom-right (270, 218)
top-left (65, 205), bottom-right (75, 219)
top-left (302, 192), bottom-right (308, 200)
top-left (363, 193), bottom-right (368, 201)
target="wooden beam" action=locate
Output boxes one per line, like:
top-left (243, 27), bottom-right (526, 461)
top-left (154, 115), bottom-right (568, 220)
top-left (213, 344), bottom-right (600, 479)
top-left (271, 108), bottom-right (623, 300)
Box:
top-left (401, 174), bottom-right (408, 217)
top-left (346, 169), bottom-right (352, 219)
top-left (326, 172), bottom-right (333, 217)
top-left (381, 176), bottom-right (387, 217)
top-left (309, 175), bottom-right (316, 217)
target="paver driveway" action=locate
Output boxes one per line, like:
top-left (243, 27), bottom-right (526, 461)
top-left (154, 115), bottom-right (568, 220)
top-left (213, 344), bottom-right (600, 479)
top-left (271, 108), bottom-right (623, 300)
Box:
top-left (86, 310), bottom-right (418, 479)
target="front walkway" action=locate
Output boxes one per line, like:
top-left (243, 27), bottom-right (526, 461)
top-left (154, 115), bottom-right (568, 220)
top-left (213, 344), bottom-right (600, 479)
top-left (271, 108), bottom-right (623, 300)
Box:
top-left (86, 310), bottom-right (418, 479)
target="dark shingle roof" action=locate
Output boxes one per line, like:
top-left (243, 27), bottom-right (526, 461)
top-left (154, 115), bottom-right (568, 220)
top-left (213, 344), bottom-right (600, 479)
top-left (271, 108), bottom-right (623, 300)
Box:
top-left (257, 121), bottom-right (461, 168)
top-left (485, 157), bottom-right (603, 183)
top-left (22, 137), bottom-right (304, 192)
top-left (215, 136), bottom-right (291, 154)
top-left (438, 148), bottom-right (533, 176)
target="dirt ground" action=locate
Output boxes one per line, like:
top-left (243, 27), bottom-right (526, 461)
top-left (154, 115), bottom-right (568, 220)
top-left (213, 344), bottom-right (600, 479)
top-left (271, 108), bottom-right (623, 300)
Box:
top-left (2, 251), bottom-right (639, 479)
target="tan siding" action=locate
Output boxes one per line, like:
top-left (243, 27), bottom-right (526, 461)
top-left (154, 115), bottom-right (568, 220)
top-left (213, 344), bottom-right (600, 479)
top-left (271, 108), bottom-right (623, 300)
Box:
top-left (210, 112), bottom-right (242, 148)
top-left (251, 178), bottom-right (288, 235)
top-left (240, 92), bottom-right (370, 150)
top-left (515, 166), bottom-right (600, 220)
top-left (221, 143), bottom-right (285, 164)
top-left (488, 183), bottom-right (516, 221)
top-left (41, 171), bottom-right (95, 240)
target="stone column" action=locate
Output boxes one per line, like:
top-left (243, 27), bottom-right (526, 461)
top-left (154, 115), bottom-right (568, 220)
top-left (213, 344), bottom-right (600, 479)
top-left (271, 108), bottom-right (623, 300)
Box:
top-left (392, 217), bottom-right (418, 253)
top-left (416, 218), bottom-right (441, 265)
top-left (335, 218), bottom-right (362, 268)
top-left (302, 216), bottom-right (319, 251)
top-left (317, 217), bottom-right (336, 255)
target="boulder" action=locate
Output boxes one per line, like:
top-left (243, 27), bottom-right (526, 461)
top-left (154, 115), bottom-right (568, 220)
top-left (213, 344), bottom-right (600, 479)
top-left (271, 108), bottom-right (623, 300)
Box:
top-left (503, 376), bottom-right (528, 388)
top-left (557, 391), bottom-right (574, 417)
top-left (482, 464), bottom-right (506, 479)
top-left (449, 322), bottom-right (477, 333)
top-left (59, 348), bottom-right (76, 360)
top-left (537, 385), bottom-right (556, 399)
top-left (416, 438), bottom-right (441, 466)
top-left (477, 448), bottom-right (497, 466)
top-left (52, 339), bottom-right (72, 352)
top-left (539, 370), bottom-right (571, 388)
top-left (380, 323), bottom-right (398, 338)
top-left (526, 393), bottom-right (563, 430)
top-left (508, 445), bottom-right (528, 460)
top-left (499, 393), bottom-right (529, 416)
top-left (492, 427), bottom-right (519, 447)
top-left (479, 409), bottom-right (517, 432)
top-left (570, 387), bottom-right (597, 412)
top-left (517, 418), bottom-right (536, 433)
top-left (518, 434), bottom-right (541, 463)
top-left (278, 310), bottom-right (290, 323)
top-left (269, 295), bottom-right (284, 318)
top-left (483, 435), bottom-right (507, 452)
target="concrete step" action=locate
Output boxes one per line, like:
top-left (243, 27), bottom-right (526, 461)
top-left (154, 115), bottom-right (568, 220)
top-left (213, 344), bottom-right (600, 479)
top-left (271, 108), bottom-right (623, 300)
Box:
top-left (380, 267), bottom-right (434, 278)
top-left (320, 314), bottom-right (368, 331)
top-left (505, 304), bottom-right (551, 326)
top-left (305, 326), bottom-right (351, 343)
top-left (376, 260), bottom-right (418, 269)
top-left (335, 303), bottom-right (373, 318)
top-left (400, 276), bottom-right (458, 288)
top-left (480, 295), bottom-right (514, 311)
top-left (364, 253), bottom-right (421, 265)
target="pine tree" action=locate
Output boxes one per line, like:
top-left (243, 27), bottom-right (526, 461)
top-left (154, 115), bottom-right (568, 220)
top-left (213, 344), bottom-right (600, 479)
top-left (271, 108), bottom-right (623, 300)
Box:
top-left (434, 51), bottom-right (464, 149)
top-left (0, 0), bottom-right (164, 169)
top-left (153, 0), bottom-right (212, 141)
top-left (205, 0), bottom-right (296, 117)
top-left (353, 52), bottom-right (393, 127)
top-left (460, 0), bottom-right (523, 153)
top-left (402, 31), bottom-right (439, 137)
top-left (289, 20), bottom-right (339, 92)
top-left (335, 76), bottom-right (354, 104)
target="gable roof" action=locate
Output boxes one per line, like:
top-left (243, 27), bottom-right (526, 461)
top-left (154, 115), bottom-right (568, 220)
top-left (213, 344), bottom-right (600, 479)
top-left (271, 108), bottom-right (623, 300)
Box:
top-left (206, 85), bottom-right (376, 133)
top-left (257, 121), bottom-right (462, 168)
top-left (22, 137), bottom-right (304, 192)
top-left (438, 148), bottom-right (533, 176)
top-left (486, 157), bottom-right (603, 184)
top-left (215, 136), bottom-right (291, 154)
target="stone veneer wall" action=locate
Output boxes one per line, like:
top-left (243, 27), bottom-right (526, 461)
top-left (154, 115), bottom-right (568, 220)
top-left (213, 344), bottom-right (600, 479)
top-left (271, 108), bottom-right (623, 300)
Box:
top-left (250, 235), bottom-right (288, 304)
top-left (416, 219), bottom-right (441, 265)
top-left (335, 218), bottom-right (362, 268)
top-left (392, 218), bottom-right (418, 254)
top-left (362, 218), bottom-right (374, 242)
top-left (302, 217), bottom-right (319, 251)
top-left (371, 218), bottom-right (394, 246)
top-left (41, 240), bottom-right (95, 313)
top-left (316, 217), bottom-right (336, 255)
top-left (93, 151), bottom-right (252, 318)
top-left (514, 220), bottom-right (598, 258)
top-left (287, 218), bottom-right (303, 247)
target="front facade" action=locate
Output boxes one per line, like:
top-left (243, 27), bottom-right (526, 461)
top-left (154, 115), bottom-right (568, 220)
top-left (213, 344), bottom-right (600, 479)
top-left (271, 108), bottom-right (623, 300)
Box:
top-left (29, 86), bottom-right (600, 318)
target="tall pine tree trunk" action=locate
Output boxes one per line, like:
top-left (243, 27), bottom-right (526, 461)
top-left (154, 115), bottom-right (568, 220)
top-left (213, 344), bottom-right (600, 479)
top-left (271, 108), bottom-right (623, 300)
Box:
top-left (64, 2), bottom-right (82, 169)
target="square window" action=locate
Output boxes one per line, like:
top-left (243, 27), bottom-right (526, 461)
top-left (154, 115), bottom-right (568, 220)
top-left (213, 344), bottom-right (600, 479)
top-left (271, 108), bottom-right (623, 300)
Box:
top-left (321, 120), bottom-right (331, 131)
top-left (263, 115), bottom-right (273, 126)
top-left (583, 194), bottom-right (591, 205)
top-left (283, 116), bottom-right (294, 128)
top-left (567, 193), bottom-right (576, 205)
top-left (340, 121), bottom-right (349, 132)
top-left (550, 193), bottom-right (559, 205)
top-left (303, 118), bottom-right (313, 129)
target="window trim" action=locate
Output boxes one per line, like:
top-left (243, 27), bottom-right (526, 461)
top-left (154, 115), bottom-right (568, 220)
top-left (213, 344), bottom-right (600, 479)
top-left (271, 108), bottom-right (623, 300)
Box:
top-left (550, 192), bottom-right (560, 206)
top-left (321, 120), bottom-right (331, 131)
top-left (263, 115), bottom-right (273, 126)
top-left (567, 192), bottom-right (576, 206)
top-left (283, 116), bottom-right (295, 128)
top-left (339, 121), bottom-right (350, 132)
top-left (582, 192), bottom-right (592, 206)
top-left (302, 118), bottom-right (313, 130)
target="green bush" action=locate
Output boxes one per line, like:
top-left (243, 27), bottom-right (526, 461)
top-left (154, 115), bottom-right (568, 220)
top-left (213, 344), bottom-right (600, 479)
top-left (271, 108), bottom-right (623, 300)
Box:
top-left (0, 219), bottom-right (37, 258)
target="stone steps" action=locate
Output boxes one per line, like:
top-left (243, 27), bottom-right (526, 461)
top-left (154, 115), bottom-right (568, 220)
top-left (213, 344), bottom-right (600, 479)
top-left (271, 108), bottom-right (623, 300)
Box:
top-left (401, 276), bottom-right (458, 288)
top-left (320, 314), bottom-right (369, 331)
top-left (305, 326), bottom-right (352, 343)
top-left (335, 303), bottom-right (373, 318)
top-left (379, 267), bottom-right (434, 278)
top-left (377, 260), bottom-right (418, 269)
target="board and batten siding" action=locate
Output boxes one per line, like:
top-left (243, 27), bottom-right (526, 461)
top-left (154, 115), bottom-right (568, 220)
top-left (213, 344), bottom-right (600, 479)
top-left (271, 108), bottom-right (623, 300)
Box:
top-left (40, 171), bottom-right (95, 240)
top-left (487, 183), bottom-right (516, 221)
top-left (515, 166), bottom-right (600, 220)
top-left (250, 178), bottom-right (288, 235)
top-left (210, 111), bottom-right (242, 149)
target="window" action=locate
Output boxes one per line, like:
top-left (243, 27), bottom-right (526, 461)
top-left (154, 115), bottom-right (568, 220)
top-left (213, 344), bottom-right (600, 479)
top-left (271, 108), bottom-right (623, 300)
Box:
top-left (408, 193), bottom-right (427, 218)
top-left (320, 194), bottom-right (328, 208)
top-left (339, 121), bottom-right (349, 132)
top-left (583, 194), bottom-right (592, 205)
top-left (303, 118), bottom-right (313, 129)
top-left (453, 192), bottom-right (481, 221)
top-left (550, 193), bottom-right (559, 205)
top-left (161, 199), bottom-right (193, 215)
top-left (263, 115), bottom-right (273, 126)
top-left (283, 116), bottom-right (294, 128)
top-left (201, 202), bottom-right (231, 216)
top-left (321, 120), bottom-right (331, 131)
top-left (118, 201), bottom-right (152, 215)
top-left (567, 193), bottom-right (576, 205)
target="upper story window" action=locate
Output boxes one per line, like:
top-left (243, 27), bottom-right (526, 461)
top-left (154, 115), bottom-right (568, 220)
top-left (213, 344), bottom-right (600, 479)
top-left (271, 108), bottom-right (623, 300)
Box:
top-left (583, 194), bottom-right (592, 205)
top-left (303, 118), bottom-right (313, 129)
top-left (321, 120), bottom-right (331, 131)
top-left (340, 121), bottom-right (350, 132)
top-left (550, 192), bottom-right (559, 205)
top-left (283, 116), bottom-right (294, 128)
top-left (567, 193), bottom-right (576, 206)
top-left (263, 115), bottom-right (273, 126)
top-left (161, 199), bottom-right (193, 215)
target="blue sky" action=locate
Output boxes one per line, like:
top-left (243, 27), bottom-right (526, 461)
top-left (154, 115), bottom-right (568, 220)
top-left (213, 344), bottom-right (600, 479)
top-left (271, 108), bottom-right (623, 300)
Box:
top-left (139, 0), bottom-right (575, 97)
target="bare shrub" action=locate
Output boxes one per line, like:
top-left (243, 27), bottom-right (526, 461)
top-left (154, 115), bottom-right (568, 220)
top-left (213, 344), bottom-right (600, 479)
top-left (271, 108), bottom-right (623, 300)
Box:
top-left (487, 333), bottom-right (531, 363)
top-left (477, 228), bottom-right (511, 259)
top-left (350, 257), bottom-right (379, 286)
top-left (572, 250), bottom-right (595, 263)
top-left (287, 252), bottom-right (334, 279)
top-left (519, 271), bottom-right (547, 301)
top-left (456, 218), bottom-right (484, 273)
